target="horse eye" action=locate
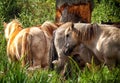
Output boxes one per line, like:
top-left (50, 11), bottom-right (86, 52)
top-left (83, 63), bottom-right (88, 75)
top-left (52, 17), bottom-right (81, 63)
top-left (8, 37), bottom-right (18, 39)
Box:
top-left (66, 34), bottom-right (69, 37)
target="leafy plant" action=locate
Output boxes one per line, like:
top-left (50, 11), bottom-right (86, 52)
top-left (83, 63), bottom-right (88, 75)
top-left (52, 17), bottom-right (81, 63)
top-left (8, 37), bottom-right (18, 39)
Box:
top-left (92, 0), bottom-right (120, 23)
top-left (0, 0), bottom-right (120, 83)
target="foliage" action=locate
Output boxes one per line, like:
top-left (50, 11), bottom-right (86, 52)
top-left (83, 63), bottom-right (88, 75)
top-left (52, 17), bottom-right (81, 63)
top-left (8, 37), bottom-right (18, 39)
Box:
top-left (18, 0), bottom-right (55, 27)
top-left (92, 0), bottom-right (120, 23)
top-left (0, 0), bottom-right (55, 27)
top-left (0, 0), bottom-right (120, 83)
top-left (0, 0), bottom-right (21, 22)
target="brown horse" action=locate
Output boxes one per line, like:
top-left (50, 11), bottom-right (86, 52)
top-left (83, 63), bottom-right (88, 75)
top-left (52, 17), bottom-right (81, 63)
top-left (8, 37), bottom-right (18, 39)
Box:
top-left (4, 19), bottom-right (58, 69)
top-left (63, 22), bottom-right (120, 69)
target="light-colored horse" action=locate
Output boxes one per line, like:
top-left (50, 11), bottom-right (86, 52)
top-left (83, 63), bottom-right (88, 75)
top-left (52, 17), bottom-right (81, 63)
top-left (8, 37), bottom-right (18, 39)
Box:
top-left (49, 22), bottom-right (71, 71)
top-left (63, 22), bottom-right (120, 68)
top-left (4, 19), bottom-right (58, 69)
top-left (49, 22), bottom-right (100, 76)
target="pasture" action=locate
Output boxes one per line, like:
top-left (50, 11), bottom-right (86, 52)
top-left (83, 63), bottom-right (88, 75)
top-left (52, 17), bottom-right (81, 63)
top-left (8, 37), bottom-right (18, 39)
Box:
top-left (0, 0), bottom-right (120, 83)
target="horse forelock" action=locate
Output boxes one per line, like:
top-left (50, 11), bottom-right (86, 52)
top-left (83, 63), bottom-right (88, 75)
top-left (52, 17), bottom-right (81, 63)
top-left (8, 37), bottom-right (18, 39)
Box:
top-left (65, 26), bottom-right (70, 35)
top-left (64, 22), bottom-right (74, 34)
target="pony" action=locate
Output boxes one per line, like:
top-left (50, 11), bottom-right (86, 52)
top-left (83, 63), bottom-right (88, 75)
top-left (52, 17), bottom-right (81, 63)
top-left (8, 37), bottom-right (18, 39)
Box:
top-left (49, 22), bottom-right (71, 71)
top-left (49, 22), bottom-right (101, 76)
top-left (63, 22), bottom-right (120, 69)
top-left (4, 19), bottom-right (58, 69)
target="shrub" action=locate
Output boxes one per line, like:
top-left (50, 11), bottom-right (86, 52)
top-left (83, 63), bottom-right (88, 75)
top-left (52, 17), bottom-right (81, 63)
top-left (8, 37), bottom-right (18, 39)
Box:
top-left (92, 0), bottom-right (120, 23)
top-left (18, 0), bottom-right (55, 27)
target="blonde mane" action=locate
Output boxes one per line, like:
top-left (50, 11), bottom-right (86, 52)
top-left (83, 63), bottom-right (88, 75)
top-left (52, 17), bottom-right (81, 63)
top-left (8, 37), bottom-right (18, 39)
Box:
top-left (4, 19), bottom-right (23, 41)
top-left (10, 19), bottom-right (23, 29)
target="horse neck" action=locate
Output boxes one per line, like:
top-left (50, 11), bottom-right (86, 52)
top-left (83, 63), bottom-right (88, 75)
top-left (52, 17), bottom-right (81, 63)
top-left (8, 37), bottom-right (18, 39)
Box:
top-left (77, 26), bottom-right (102, 52)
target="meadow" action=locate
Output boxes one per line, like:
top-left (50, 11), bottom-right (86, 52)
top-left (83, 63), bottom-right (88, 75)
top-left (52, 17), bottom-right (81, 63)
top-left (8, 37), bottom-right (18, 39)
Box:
top-left (0, 0), bottom-right (120, 83)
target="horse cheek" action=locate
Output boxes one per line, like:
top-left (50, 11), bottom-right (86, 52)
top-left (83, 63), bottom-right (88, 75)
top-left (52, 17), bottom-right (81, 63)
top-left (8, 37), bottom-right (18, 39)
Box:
top-left (72, 33), bottom-right (79, 45)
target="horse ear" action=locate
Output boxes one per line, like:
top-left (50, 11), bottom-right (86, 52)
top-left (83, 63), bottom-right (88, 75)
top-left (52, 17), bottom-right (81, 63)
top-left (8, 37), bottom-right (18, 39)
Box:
top-left (3, 22), bottom-right (7, 28)
top-left (70, 22), bottom-right (74, 30)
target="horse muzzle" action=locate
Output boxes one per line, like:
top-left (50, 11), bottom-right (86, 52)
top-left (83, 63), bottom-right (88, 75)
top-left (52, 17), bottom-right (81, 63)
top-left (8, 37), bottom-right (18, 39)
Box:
top-left (62, 43), bottom-right (73, 56)
top-left (63, 48), bottom-right (70, 56)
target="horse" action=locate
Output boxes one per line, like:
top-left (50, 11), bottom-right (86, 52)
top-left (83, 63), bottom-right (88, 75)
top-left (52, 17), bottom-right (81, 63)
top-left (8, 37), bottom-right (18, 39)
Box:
top-left (49, 22), bottom-right (71, 72)
top-left (63, 22), bottom-right (120, 69)
top-left (4, 19), bottom-right (58, 69)
top-left (49, 22), bottom-right (101, 76)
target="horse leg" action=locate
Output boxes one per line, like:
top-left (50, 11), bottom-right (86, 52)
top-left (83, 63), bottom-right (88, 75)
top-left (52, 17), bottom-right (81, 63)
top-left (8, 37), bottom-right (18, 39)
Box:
top-left (32, 56), bottom-right (42, 68)
top-left (41, 52), bottom-right (49, 69)
top-left (104, 56), bottom-right (116, 69)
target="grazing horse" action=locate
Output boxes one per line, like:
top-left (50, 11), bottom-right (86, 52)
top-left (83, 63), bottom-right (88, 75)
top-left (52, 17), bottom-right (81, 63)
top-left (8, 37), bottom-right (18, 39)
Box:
top-left (63, 22), bottom-right (120, 68)
top-left (4, 19), bottom-right (58, 69)
top-left (49, 22), bottom-right (101, 76)
top-left (49, 22), bottom-right (71, 71)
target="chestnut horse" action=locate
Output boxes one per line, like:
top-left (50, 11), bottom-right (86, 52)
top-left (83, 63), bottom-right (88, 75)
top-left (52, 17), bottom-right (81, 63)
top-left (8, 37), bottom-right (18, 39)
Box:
top-left (63, 22), bottom-right (120, 69)
top-left (4, 19), bottom-right (58, 69)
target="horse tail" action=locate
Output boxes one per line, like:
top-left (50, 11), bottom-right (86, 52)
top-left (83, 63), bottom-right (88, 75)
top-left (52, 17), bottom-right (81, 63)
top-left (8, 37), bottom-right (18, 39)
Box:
top-left (26, 33), bottom-right (33, 67)
top-left (49, 31), bottom-right (58, 70)
top-left (21, 32), bottom-right (32, 67)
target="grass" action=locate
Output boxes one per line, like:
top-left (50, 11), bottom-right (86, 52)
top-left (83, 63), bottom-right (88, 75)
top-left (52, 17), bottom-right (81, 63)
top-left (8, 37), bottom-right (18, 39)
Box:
top-left (0, 0), bottom-right (120, 83)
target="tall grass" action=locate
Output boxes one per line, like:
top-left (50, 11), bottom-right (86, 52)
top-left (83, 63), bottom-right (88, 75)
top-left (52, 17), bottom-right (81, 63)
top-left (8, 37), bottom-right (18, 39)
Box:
top-left (0, 0), bottom-right (120, 83)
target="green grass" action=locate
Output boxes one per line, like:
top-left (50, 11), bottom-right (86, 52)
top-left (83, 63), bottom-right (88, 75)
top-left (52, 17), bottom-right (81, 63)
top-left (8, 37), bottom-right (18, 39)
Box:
top-left (0, 0), bottom-right (120, 83)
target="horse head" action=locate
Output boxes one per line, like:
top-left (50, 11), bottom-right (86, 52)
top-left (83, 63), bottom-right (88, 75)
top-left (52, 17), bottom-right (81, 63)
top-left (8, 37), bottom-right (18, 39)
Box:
top-left (63, 22), bottom-right (80, 56)
top-left (63, 23), bottom-right (99, 56)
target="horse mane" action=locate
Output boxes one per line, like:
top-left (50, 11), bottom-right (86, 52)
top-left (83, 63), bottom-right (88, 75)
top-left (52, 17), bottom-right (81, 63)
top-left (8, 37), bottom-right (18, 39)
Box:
top-left (73, 23), bottom-right (99, 42)
top-left (11, 19), bottom-right (23, 28)
top-left (99, 24), bottom-right (120, 38)
top-left (8, 19), bottom-right (23, 32)
top-left (40, 21), bottom-right (58, 36)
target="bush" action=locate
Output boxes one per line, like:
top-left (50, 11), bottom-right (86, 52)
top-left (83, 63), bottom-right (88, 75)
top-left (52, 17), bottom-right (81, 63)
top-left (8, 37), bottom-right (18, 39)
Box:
top-left (0, 0), bottom-right (21, 22)
top-left (92, 0), bottom-right (120, 23)
top-left (18, 0), bottom-right (55, 27)
top-left (0, 0), bottom-right (55, 28)
top-left (1, 0), bottom-right (120, 83)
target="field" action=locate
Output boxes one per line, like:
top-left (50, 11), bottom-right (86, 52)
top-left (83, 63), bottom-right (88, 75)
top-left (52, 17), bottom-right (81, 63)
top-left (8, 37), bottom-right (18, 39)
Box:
top-left (0, 0), bottom-right (120, 83)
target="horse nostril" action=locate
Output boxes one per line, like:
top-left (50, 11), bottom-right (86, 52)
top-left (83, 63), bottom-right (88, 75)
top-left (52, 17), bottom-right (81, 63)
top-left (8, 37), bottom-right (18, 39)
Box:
top-left (65, 43), bottom-right (69, 48)
top-left (67, 43), bottom-right (69, 47)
